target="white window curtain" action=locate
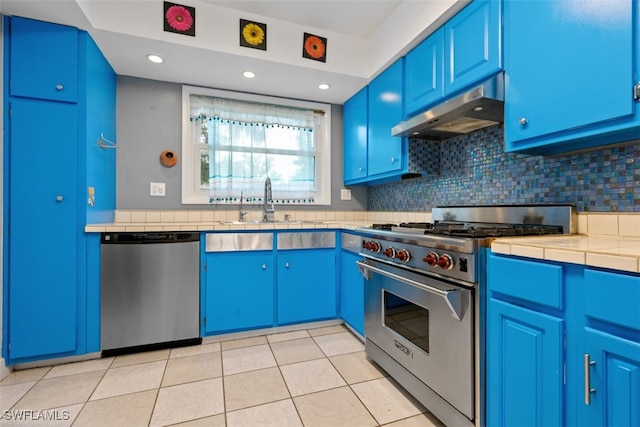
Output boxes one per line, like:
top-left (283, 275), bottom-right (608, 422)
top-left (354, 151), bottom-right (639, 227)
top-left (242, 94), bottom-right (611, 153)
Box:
top-left (190, 95), bottom-right (318, 204)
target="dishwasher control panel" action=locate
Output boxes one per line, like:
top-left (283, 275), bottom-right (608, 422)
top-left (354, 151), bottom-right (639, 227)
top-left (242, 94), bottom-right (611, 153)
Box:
top-left (101, 232), bottom-right (200, 244)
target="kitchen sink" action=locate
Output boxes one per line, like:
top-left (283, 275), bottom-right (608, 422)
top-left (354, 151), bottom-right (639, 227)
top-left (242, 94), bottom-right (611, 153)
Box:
top-left (217, 220), bottom-right (324, 225)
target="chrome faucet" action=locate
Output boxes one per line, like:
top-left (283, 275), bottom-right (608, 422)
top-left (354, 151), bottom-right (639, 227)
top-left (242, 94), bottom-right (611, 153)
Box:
top-left (239, 191), bottom-right (248, 222)
top-left (263, 177), bottom-right (275, 222)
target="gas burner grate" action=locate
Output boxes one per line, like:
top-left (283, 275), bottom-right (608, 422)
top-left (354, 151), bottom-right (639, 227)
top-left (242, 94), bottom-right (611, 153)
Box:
top-left (372, 223), bottom-right (398, 231)
top-left (397, 222), bottom-right (434, 230)
top-left (425, 222), bottom-right (563, 238)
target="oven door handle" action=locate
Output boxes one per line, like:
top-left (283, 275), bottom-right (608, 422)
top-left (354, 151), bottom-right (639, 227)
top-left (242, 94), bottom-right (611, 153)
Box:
top-left (356, 260), bottom-right (463, 321)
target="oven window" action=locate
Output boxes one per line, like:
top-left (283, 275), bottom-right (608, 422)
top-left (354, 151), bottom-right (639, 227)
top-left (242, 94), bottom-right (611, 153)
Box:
top-left (383, 291), bottom-right (429, 353)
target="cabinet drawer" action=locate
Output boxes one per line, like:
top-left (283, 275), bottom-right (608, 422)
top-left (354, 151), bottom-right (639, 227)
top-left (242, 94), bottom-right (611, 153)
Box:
top-left (205, 233), bottom-right (273, 252)
top-left (277, 232), bottom-right (335, 250)
top-left (489, 255), bottom-right (563, 309)
top-left (585, 269), bottom-right (640, 331)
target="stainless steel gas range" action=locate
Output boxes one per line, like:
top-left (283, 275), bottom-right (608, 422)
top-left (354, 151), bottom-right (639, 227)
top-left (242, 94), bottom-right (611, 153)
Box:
top-left (356, 205), bottom-right (576, 427)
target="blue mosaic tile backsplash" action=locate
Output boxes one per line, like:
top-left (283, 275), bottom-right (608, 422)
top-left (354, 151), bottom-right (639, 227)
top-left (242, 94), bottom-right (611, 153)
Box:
top-left (368, 125), bottom-right (640, 212)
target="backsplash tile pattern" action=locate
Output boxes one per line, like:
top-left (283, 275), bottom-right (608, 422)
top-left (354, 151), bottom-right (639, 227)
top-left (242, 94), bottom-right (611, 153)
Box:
top-left (408, 138), bottom-right (440, 176)
top-left (368, 125), bottom-right (640, 212)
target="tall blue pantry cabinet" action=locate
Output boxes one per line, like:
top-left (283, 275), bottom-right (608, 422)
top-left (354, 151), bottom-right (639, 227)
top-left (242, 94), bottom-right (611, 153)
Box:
top-left (3, 16), bottom-right (116, 365)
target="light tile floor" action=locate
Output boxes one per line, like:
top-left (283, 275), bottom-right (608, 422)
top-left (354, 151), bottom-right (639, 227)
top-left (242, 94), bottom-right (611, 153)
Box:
top-left (0, 324), bottom-right (445, 426)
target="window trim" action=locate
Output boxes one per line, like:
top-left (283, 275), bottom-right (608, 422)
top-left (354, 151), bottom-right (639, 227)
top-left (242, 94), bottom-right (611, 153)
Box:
top-left (181, 85), bottom-right (332, 205)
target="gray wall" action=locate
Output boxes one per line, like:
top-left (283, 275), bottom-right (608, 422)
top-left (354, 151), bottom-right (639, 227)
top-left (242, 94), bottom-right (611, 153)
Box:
top-left (116, 75), bottom-right (367, 211)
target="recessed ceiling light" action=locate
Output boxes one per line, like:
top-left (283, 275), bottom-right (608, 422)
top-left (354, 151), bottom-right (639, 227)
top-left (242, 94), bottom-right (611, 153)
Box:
top-left (243, 71), bottom-right (256, 79)
top-left (146, 54), bottom-right (164, 64)
top-left (318, 83), bottom-right (330, 90)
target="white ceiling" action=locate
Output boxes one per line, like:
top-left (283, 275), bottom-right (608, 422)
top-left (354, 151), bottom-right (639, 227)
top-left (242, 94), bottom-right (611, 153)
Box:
top-left (203, 0), bottom-right (404, 38)
top-left (1, 0), bottom-right (466, 104)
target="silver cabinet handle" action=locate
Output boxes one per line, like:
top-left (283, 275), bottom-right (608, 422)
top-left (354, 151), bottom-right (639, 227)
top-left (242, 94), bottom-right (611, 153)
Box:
top-left (358, 167), bottom-right (364, 172)
top-left (262, 263), bottom-right (267, 270)
top-left (56, 195), bottom-right (64, 202)
top-left (56, 84), bottom-right (63, 91)
top-left (356, 260), bottom-right (463, 321)
top-left (285, 262), bottom-right (290, 269)
top-left (584, 353), bottom-right (596, 405)
top-left (519, 117), bottom-right (527, 126)
top-left (390, 157), bottom-right (396, 163)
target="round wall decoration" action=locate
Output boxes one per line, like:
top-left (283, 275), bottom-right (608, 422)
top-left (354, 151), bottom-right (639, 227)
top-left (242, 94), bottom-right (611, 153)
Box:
top-left (160, 150), bottom-right (178, 167)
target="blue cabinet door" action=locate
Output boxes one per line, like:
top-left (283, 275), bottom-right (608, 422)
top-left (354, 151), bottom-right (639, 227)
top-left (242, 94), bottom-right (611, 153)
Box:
top-left (7, 98), bottom-right (79, 361)
top-left (404, 28), bottom-right (444, 117)
top-left (340, 251), bottom-right (364, 336)
top-left (9, 17), bottom-right (78, 103)
top-left (504, 0), bottom-right (638, 153)
top-left (367, 59), bottom-right (405, 178)
top-left (203, 251), bottom-right (275, 334)
top-left (343, 87), bottom-right (368, 183)
top-left (487, 299), bottom-right (564, 427)
top-left (277, 249), bottom-right (336, 324)
top-left (582, 328), bottom-right (640, 427)
top-left (444, 0), bottom-right (502, 95)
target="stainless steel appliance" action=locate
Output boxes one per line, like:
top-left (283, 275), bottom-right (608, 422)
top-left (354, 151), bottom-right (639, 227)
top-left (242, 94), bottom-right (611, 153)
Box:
top-left (101, 232), bottom-right (201, 355)
top-left (392, 74), bottom-right (504, 140)
top-left (356, 205), bottom-right (575, 427)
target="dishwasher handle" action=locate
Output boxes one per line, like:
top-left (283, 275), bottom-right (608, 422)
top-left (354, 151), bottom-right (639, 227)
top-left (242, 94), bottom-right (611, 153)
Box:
top-left (101, 232), bottom-right (200, 244)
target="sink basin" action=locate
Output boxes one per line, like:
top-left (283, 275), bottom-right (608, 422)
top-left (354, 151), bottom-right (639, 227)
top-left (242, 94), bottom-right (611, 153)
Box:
top-left (217, 220), bottom-right (324, 225)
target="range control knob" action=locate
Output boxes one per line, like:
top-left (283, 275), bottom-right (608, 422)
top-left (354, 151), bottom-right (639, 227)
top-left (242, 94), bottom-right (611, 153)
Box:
top-left (384, 247), bottom-right (396, 259)
top-left (437, 254), bottom-right (454, 270)
top-left (423, 251), bottom-right (439, 267)
top-left (396, 249), bottom-right (411, 263)
top-left (362, 240), bottom-right (381, 253)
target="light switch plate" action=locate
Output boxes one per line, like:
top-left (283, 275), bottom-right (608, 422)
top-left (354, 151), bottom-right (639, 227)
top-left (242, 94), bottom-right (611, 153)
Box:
top-left (150, 182), bottom-right (166, 196)
top-left (340, 188), bottom-right (352, 200)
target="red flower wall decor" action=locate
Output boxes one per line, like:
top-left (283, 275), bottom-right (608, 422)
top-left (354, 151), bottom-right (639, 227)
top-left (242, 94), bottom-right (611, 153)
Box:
top-left (164, 2), bottom-right (196, 36)
top-left (303, 33), bottom-right (327, 62)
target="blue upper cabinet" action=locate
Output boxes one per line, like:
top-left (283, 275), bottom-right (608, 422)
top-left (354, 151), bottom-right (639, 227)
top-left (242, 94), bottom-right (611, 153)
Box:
top-left (504, 0), bottom-right (640, 154)
top-left (444, 0), bottom-right (502, 95)
top-left (404, 0), bottom-right (502, 118)
top-left (343, 87), bottom-right (368, 183)
top-left (404, 28), bottom-right (444, 117)
top-left (367, 59), bottom-right (405, 178)
top-left (343, 59), bottom-right (407, 186)
top-left (9, 17), bottom-right (79, 103)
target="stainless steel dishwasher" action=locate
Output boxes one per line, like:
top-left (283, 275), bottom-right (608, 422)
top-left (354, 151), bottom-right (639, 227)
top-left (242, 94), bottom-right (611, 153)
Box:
top-left (101, 232), bottom-right (201, 355)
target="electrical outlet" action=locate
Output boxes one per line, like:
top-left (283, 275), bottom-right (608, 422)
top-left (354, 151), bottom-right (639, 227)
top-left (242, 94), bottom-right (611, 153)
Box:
top-left (340, 188), bottom-right (352, 200)
top-left (150, 182), bottom-right (166, 196)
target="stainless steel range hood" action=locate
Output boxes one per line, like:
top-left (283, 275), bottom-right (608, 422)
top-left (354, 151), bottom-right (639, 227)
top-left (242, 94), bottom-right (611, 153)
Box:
top-left (392, 74), bottom-right (504, 140)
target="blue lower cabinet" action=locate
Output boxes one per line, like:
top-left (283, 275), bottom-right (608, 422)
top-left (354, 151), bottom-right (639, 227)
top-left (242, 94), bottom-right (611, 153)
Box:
top-left (340, 250), bottom-right (364, 336)
top-left (7, 99), bottom-right (80, 362)
top-left (203, 251), bottom-right (275, 335)
top-left (582, 328), bottom-right (640, 427)
top-left (277, 249), bottom-right (337, 325)
top-left (487, 298), bottom-right (564, 426)
top-left (488, 253), bottom-right (640, 427)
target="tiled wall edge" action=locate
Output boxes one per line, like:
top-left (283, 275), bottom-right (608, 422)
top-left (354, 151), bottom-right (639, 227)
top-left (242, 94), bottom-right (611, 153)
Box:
top-left (111, 210), bottom-right (638, 237)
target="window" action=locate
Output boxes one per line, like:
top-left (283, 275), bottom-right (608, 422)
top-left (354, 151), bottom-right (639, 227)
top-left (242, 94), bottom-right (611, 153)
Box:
top-left (182, 85), bottom-right (331, 205)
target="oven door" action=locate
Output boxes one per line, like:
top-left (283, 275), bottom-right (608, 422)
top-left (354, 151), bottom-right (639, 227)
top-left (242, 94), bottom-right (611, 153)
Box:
top-left (358, 258), bottom-right (474, 420)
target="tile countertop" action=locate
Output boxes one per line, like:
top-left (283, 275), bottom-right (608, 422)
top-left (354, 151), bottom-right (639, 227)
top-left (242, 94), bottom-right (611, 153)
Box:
top-left (84, 221), bottom-right (373, 233)
top-left (85, 211), bottom-right (640, 273)
top-left (491, 235), bottom-right (640, 274)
